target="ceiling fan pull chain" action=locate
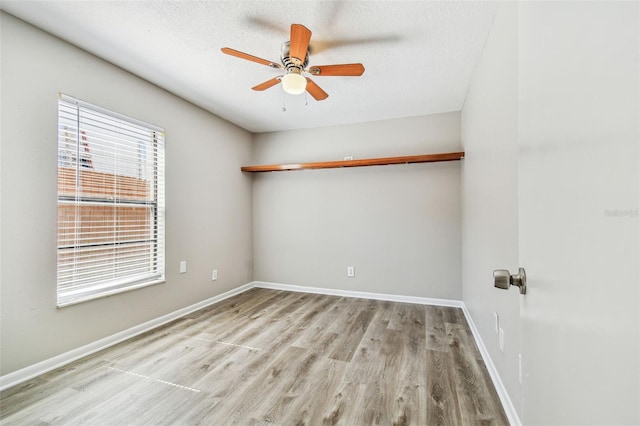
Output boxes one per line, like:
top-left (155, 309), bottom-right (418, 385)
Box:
top-left (282, 92), bottom-right (287, 112)
top-left (304, 91), bottom-right (308, 106)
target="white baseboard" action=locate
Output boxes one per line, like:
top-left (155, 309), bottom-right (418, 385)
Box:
top-left (1, 280), bottom-right (521, 426)
top-left (460, 304), bottom-right (522, 426)
top-left (253, 281), bottom-right (464, 308)
top-left (0, 282), bottom-right (254, 391)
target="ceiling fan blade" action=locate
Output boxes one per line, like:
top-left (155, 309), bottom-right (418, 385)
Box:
top-left (221, 47), bottom-right (281, 68)
top-left (308, 63), bottom-right (365, 76)
top-left (252, 77), bottom-right (281, 91)
top-left (305, 78), bottom-right (329, 101)
top-left (289, 24), bottom-right (312, 64)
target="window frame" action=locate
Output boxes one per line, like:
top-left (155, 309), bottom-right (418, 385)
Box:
top-left (56, 93), bottom-right (165, 307)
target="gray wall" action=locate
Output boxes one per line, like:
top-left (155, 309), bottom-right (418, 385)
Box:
top-left (252, 113), bottom-right (462, 300)
top-left (461, 2), bottom-right (522, 418)
top-left (0, 12), bottom-right (253, 375)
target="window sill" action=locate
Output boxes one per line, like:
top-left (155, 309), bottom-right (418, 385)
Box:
top-left (57, 278), bottom-right (165, 308)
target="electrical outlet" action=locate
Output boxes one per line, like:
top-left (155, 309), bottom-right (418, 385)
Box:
top-left (493, 311), bottom-right (499, 333)
top-left (347, 266), bottom-right (355, 277)
top-left (499, 328), bottom-right (505, 352)
top-left (211, 269), bottom-right (218, 281)
top-left (179, 261), bottom-right (187, 274)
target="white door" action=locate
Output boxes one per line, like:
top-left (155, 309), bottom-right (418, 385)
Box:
top-left (518, 2), bottom-right (639, 425)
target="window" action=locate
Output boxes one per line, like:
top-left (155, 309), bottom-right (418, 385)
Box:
top-left (57, 94), bottom-right (165, 307)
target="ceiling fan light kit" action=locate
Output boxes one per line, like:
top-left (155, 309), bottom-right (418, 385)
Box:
top-left (281, 71), bottom-right (307, 95)
top-left (221, 23), bottom-right (365, 101)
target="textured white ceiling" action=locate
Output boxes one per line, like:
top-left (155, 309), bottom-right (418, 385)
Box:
top-left (1, 1), bottom-right (497, 133)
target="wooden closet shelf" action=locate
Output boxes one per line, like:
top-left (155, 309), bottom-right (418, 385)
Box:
top-left (241, 151), bottom-right (464, 173)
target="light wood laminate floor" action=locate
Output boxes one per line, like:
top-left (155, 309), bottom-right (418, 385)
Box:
top-left (0, 288), bottom-right (508, 425)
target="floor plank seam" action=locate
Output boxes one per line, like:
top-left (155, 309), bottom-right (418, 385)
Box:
top-left (186, 335), bottom-right (263, 351)
top-left (107, 367), bottom-right (202, 393)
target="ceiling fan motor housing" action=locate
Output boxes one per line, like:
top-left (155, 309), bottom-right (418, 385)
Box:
top-left (281, 41), bottom-right (309, 73)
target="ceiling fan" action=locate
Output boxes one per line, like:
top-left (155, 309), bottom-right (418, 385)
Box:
top-left (221, 24), bottom-right (365, 101)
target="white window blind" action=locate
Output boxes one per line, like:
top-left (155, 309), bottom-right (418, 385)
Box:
top-left (57, 94), bottom-right (165, 307)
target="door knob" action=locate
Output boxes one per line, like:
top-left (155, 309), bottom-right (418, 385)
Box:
top-left (493, 267), bottom-right (527, 294)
